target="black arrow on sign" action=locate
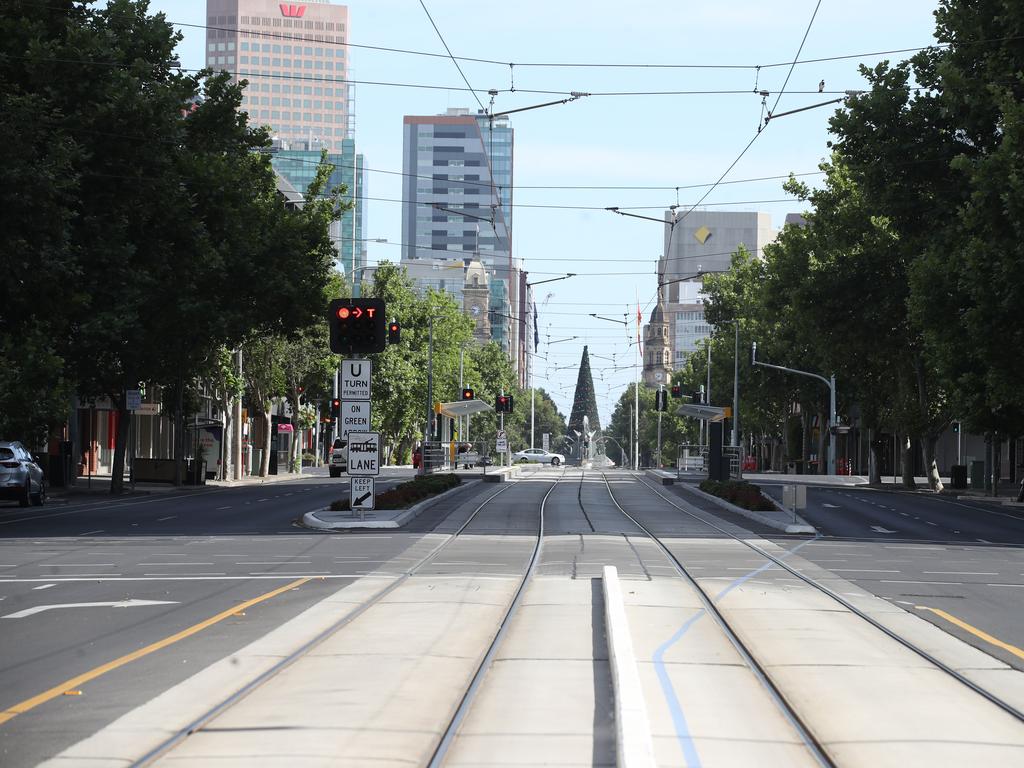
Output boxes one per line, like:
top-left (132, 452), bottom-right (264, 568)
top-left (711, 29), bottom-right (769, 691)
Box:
top-left (354, 491), bottom-right (372, 506)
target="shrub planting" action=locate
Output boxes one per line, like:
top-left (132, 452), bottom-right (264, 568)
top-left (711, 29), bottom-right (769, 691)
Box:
top-left (699, 479), bottom-right (776, 512)
top-left (330, 473), bottom-right (461, 511)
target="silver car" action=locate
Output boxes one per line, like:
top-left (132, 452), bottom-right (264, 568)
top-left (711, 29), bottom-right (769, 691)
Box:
top-left (511, 448), bottom-right (565, 466)
top-left (0, 441), bottom-right (45, 507)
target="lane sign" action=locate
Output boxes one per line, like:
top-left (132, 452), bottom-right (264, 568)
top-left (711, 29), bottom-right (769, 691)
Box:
top-left (340, 401), bottom-right (371, 438)
top-left (2, 599), bottom-right (178, 619)
top-left (350, 477), bottom-right (375, 511)
top-left (341, 359), bottom-right (372, 401)
top-left (347, 431), bottom-right (380, 476)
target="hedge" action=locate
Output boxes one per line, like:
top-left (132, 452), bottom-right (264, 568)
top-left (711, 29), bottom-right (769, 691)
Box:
top-left (330, 473), bottom-right (461, 512)
top-left (699, 479), bottom-right (776, 512)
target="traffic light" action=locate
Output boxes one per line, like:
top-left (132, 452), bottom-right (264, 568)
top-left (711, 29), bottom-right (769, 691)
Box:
top-left (690, 390), bottom-right (705, 405)
top-left (388, 320), bottom-right (400, 344)
top-left (329, 398), bottom-right (340, 419)
top-left (670, 384), bottom-right (682, 399)
top-left (327, 298), bottom-right (387, 354)
top-left (495, 394), bottom-right (513, 413)
top-left (952, 421), bottom-right (960, 433)
top-left (461, 388), bottom-right (475, 401)
top-left (655, 389), bottom-right (668, 412)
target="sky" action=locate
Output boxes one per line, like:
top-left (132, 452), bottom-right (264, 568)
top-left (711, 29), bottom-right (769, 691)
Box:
top-left (144, 0), bottom-right (941, 425)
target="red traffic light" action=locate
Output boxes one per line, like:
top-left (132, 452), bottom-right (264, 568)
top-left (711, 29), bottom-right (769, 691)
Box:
top-left (336, 307), bottom-right (351, 320)
top-left (461, 388), bottom-right (475, 401)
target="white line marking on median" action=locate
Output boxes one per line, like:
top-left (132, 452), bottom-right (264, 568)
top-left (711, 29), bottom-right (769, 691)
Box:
top-left (602, 565), bottom-right (657, 768)
top-left (32, 584), bottom-right (56, 590)
top-left (2, 598), bottom-right (178, 619)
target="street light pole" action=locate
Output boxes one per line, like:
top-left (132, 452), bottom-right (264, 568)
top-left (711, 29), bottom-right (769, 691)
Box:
top-left (423, 317), bottom-right (435, 475)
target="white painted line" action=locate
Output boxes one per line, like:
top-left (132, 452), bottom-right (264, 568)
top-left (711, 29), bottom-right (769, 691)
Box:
top-left (78, 530), bottom-right (104, 536)
top-left (924, 571), bottom-right (997, 576)
top-left (884, 545), bottom-right (946, 550)
top-left (2, 598), bottom-right (178, 619)
top-left (216, 506), bottom-right (231, 510)
top-left (33, 584), bottom-right (57, 590)
top-left (830, 569), bottom-right (900, 573)
top-left (157, 516), bottom-right (177, 522)
top-left (602, 565), bottom-right (657, 768)
top-left (987, 583), bottom-right (1024, 589)
top-left (925, 521), bottom-right (938, 527)
top-left (977, 539), bottom-right (992, 544)
top-left (39, 563), bottom-right (115, 567)
top-left (136, 563), bottom-right (215, 567)
top-left (880, 579), bottom-right (966, 586)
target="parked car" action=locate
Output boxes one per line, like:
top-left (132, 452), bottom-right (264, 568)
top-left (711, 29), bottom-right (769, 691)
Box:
top-left (329, 438), bottom-right (348, 478)
top-left (511, 448), bottom-right (565, 466)
top-left (0, 441), bottom-right (45, 507)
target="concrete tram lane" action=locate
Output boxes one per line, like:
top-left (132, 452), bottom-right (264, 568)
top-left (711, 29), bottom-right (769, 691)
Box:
top-left (0, 474), bottom-right (494, 767)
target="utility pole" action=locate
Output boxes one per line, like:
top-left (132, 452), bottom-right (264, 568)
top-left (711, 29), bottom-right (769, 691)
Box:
top-left (657, 384), bottom-right (664, 468)
top-left (234, 347), bottom-right (243, 480)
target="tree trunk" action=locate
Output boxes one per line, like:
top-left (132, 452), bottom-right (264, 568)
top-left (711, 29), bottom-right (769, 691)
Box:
top-left (921, 434), bottom-right (943, 492)
top-left (174, 379), bottom-right (185, 486)
top-left (867, 428), bottom-right (882, 484)
top-left (258, 412), bottom-right (272, 477)
top-left (901, 434), bottom-right (915, 489)
top-left (991, 434), bottom-right (1003, 497)
top-left (222, 395), bottom-right (233, 482)
top-left (110, 404), bottom-right (131, 494)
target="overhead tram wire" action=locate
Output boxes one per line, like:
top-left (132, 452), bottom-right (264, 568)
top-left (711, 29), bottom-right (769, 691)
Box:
top-left (417, 0), bottom-right (486, 113)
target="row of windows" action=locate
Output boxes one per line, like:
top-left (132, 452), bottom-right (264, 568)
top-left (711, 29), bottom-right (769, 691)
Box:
top-left (249, 109), bottom-right (345, 124)
top-left (236, 69), bottom-right (345, 83)
top-left (209, 55), bottom-right (235, 66)
top-left (208, 42), bottom-right (236, 51)
top-left (240, 56), bottom-right (341, 70)
top-left (243, 96), bottom-right (345, 110)
top-left (676, 311), bottom-right (705, 321)
top-left (247, 83), bottom-right (342, 96)
top-left (240, 42), bottom-right (343, 57)
top-left (235, 16), bottom-right (346, 32)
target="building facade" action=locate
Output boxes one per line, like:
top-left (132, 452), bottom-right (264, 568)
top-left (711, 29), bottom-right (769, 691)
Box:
top-left (642, 292), bottom-right (673, 387)
top-left (659, 211), bottom-right (777, 369)
top-left (205, 0), bottom-right (352, 151)
top-left (401, 108), bottom-right (525, 378)
top-left (270, 137), bottom-right (367, 276)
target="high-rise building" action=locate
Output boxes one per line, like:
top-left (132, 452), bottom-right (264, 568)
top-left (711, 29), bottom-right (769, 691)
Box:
top-left (270, 137), bottom-right (367, 277)
top-left (401, 108), bottom-right (524, 376)
top-left (205, 0), bottom-right (352, 150)
top-left (659, 211), bottom-right (777, 368)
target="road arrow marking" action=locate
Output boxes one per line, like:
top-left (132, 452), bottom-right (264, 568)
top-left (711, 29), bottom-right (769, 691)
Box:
top-left (2, 599), bottom-right (178, 619)
top-left (870, 526), bottom-right (898, 534)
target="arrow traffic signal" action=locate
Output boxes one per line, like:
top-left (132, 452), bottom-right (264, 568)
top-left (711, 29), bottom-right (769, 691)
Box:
top-left (327, 298), bottom-right (387, 354)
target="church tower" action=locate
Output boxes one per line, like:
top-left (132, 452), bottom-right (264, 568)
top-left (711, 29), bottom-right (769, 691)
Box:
top-left (642, 287), bottom-right (673, 387)
top-left (462, 260), bottom-right (491, 343)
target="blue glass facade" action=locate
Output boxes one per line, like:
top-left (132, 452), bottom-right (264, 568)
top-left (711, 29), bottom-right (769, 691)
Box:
top-left (270, 138), bottom-right (366, 276)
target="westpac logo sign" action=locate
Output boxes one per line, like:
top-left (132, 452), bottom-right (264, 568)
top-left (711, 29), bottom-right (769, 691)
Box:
top-left (279, 4), bottom-right (307, 17)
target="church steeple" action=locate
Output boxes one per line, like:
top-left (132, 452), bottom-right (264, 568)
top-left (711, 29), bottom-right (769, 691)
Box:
top-left (642, 285), bottom-right (672, 387)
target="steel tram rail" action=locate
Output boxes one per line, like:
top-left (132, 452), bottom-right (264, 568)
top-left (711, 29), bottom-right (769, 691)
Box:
top-left (627, 470), bottom-right (1024, 725)
top-left (129, 473), bottom-right (541, 767)
top-left (599, 471), bottom-right (836, 768)
top-left (427, 466), bottom-right (564, 767)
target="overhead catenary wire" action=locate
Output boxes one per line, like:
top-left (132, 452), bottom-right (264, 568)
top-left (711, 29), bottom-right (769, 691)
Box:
top-left (417, 0), bottom-right (486, 112)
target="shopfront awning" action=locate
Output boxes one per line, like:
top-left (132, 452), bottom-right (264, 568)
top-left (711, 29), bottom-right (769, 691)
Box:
top-left (439, 400), bottom-right (495, 418)
top-left (676, 404), bottom-right (727, 422)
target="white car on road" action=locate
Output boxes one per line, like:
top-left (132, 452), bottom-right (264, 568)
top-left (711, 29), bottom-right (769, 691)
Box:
top-left (329, 438), bottom-right (348, 477)
top-left (511, 448), bottom-right (565, 466)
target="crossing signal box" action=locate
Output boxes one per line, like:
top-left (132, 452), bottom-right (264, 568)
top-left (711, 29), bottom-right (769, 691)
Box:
top-left (461, 388), bottom-right (475, 401)
top-left (387, 321), bottom-right (400, 344)
top-left (495, 395), bottom-right (513, 413)
top-left (329, 398), bottom-right (340, 419)
top-left (690, 390), bottom-right (703, 405)
top-left (655, 389), bottom-right (668, 412)
top-left (327, 298), bottom-right (387, 354)
top-left (670, 385), bottom-right (682, 399)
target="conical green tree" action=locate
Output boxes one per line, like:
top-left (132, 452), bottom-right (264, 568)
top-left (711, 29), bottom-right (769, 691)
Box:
top-left (567, 346), bottom-right (601, 455)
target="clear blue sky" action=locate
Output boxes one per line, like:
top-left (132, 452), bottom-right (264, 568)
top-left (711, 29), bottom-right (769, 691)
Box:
top-left (145, 0), bottom-right (940, 424)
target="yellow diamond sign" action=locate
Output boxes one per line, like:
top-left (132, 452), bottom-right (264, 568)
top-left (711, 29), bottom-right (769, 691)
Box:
top-left (694, 226), bottom-right (712, 244)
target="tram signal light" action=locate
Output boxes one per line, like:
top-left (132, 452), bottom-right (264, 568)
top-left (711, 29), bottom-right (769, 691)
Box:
top-left (387, 320), bottom-right (401, 344)
top-left (670, 385), bottom-right (682, 399)
top-left (655, 389), bottom-right (668, 412)
top-left (461, 388), bottom-right (475, 401)
top-left (495, 395), bottom-right (513, 413)
top-left (327, 298), bottom-right (387, 354)
top-left (329, 398), bottom-right (340, 419)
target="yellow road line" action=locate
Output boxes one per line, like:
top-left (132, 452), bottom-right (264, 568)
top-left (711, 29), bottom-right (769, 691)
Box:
top-left (916, 604), bottom-right (1024, 661)
top-left (0, 577), bottom-right (310, 725)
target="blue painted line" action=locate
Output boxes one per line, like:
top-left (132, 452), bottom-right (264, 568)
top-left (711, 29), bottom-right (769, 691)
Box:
top-left (652, 535), bottom-right (821, 766)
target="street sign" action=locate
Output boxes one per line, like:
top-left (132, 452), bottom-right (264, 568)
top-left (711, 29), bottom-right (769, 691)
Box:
top-left (496, 429), bottom-right (508, 453)
top-left (125, 389), bottom-right (142, 411)
top-left (347, 431), bottom-right (380, 476)
top-left (542, 433), bottom-right (550, 452)
top-left (350, 477), bottom-right (375, 511)
top-left (340, 401), bottom-right (371, 438)
top-left (136, 402), bottom-right (161, 416)
top-left (340, 359), bottom-right (372, 401)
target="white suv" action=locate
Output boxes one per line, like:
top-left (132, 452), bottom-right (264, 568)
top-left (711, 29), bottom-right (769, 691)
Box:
top-left (329, 438), bottom-right (348, 477)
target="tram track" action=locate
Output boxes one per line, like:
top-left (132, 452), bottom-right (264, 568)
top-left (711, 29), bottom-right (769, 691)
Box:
top-left (128, 468), bottom-right (562, 767)
top-left (622, 470), bottom-right (1024, 726)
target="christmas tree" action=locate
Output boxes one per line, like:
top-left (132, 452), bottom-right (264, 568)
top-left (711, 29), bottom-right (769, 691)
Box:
top-left (567, 346), bottom-right (601, 456)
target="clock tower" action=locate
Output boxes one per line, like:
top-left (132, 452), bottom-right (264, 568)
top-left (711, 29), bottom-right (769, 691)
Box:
top-left (462, 260), bottom-right (491, 342)
top-left (643, 287), bottom-right (673, 388)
